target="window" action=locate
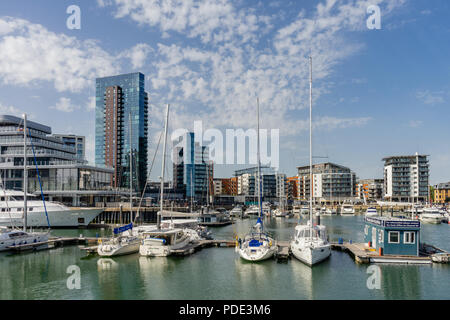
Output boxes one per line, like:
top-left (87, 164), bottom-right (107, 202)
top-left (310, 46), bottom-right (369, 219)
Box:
top-left (388, 231), bottom-right (400, 244)
top-left (404, 232), bottom-right (415, 244)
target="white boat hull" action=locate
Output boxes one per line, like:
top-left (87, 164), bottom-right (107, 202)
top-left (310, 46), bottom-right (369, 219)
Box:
top-left (139, 237), bottom-right (190, 257)
top-left (0, 208), bottom-right (103, 228)
top-left (97, 241), bottom-right (140, 257)
top-left (419, 216), bottom-right (442, 224)
top-left (238, 244), bottom-right (277, 262)
top-left (290, 241), bottom-right (331, 266)
top-left (0, 232), bottom-right (49, 252)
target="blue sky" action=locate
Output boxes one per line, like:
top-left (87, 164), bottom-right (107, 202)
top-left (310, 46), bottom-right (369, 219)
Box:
top-left (0, 0), bottom-right (449, 184)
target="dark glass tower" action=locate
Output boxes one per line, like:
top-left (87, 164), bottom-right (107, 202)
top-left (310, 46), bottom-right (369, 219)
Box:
top-left (95, 72), bottom-right (148, 192)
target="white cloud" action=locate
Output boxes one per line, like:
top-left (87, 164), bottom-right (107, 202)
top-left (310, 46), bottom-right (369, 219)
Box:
top-left (416, 90), bottom-right (445, 105)
top-left (49, 97), bottom-right (78, 113)
top-left (86, 96), bottom-right (96, 111)
top-left (0, 17), bottom-right (120, 93)
top-left (119, 43), bottom-right (153, 69)
top-left (0, 102), bottom-right (21, 114)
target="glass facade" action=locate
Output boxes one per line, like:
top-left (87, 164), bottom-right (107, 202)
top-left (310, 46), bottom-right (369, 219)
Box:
top-left (95, 73), bottom-right (148, 192)
top-left (172, 132), bottom-right (210, 201)
top-left (0, 115), bottom-right (113, 193)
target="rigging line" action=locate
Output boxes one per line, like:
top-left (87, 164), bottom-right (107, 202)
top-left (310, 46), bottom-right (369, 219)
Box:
top-left (28, 128), bottom-right (51, 229)
top-left (134, 128), bottom-right (164, 224)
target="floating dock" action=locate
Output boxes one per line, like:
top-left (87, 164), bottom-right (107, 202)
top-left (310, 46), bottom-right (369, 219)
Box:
top-left (7, 236), bottom-right (106, 253)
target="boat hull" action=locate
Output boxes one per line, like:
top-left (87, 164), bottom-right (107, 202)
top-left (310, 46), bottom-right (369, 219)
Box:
top-left (0, 208), bottom-right (103, 228)
top-left (97, 241), bottom-right (140, 257)
top-left (290, 241), bottom-right (331, 266)
top-left (238, 245), bottom-right (277, 262)
top-left (0, 232), bottom-right (49, 252)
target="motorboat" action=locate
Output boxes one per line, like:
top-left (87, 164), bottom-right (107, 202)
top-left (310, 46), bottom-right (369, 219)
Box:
top-left (365, 207), bottom-right (378, 217)
top-left (0, 227), bottom-right (49, 252)
top-left (139, 227), bottom-right (191, 257)
top-left (419, 208), bottom-right (444, 224)
top-left (340, 203), bottom-right (355, 216)
top-left (0, 190), bottom-right (102, 227)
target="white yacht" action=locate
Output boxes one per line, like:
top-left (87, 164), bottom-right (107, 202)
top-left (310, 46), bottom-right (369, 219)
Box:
top-left (97, 233), bottom-right (141, 257)
top-left (0, 190), bottom-right (102, 228)
top-left (0, 227), bottom-right (49, 252)
top-left (230, 206), bottom-right (244, 218)
top-left (419, 208), bottom-right (444, 224)
top-left (340, 203), bottom-right (355, 216)
top-left (290, 57), bottom-right (331, 267)
top-left (365, 207), bottom-right (378, 217)
top-left (245, 205), bottom-right (259, 216)
top-left (237, 98), bottom-right (277, 262)
top-left (291, 221), bottom-right (331, 266)
top-left (237, 218), bottom-right (277, 262)
top-left (139, 227), bottom-right (191, 257)
top-left (273, 208), bottom-right (288, 217)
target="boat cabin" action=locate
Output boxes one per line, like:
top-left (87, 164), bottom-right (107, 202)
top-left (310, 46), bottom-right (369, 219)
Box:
top-left (364, 217), bottom-right (421, 256)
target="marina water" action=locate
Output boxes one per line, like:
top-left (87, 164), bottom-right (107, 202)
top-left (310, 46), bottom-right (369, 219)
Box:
top-left (0, 216), bottom-right (449, 300)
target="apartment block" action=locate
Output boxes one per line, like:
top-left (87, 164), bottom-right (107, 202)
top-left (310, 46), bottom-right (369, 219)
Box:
top-left (383, 153), bottom-right (429, 202)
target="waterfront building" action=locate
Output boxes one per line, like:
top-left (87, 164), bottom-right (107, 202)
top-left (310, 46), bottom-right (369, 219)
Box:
top-left (287, 176), bottom-right (299, 201)
top-left (364, 216), bottom-right (421, 256)
top-left (276, 173), bottom-right (287, 199)
top-left (213, 178), bottom-right (222, 195)
top-left (172, 131), bottom-right (211, 202)
top-left (234, 166), bottom-right (277, 201)
top-left (434, 182), bottom-right (450, 204)
top-left (382, 153), bottom-right (429, 203)
top-left (53, 134), bottom-right (85, 160)
top-left (219, 177), bottom-right (238, 196)
top-left (0, 115), bottom-right (117, 206)
top-left (95, 72), bottom-right (148, 192)
top-left (297, 162), bottom-right (356, 204)
top-left (356, 179), bottom-right (384, 202)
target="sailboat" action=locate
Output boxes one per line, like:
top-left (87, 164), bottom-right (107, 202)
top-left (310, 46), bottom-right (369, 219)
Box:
top-left (139, 105), bottom-right (191, 257)
top-left (290, 57), bottom-right (331, 266)
top-left (98, 113), bottom-right (141, 257)
top-left (237, 98), bottom-right (277, 262)
top-left (0, 114), bottom-right (48, 252)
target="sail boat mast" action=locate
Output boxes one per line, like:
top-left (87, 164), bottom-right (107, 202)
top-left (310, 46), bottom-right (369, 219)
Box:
top-left (129, 112), bottom-right (133, 221)
top-left (309, 56), bottom-right (313, 239)
top-left (23, 113), bottom-right (28, 232)
top-left (257, 97), bottom-right (262, 218)
top-left (158, 104), bottom-right (170, 230)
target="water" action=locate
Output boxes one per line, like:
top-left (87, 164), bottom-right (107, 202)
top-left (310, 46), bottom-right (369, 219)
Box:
top-left (0, 216), bottom-right (449, 300)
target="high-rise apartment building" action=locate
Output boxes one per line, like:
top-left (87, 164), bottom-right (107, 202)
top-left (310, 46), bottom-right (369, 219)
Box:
top-left (95, 73), bottom-right (148, 192)
top-left (172, 132), bottom-right (210, 201)
top-left (383, 153), bottom-right (429, 202)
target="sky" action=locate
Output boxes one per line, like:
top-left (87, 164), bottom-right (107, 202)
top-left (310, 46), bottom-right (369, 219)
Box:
top-left (0, 0), bottom-right (449, 185)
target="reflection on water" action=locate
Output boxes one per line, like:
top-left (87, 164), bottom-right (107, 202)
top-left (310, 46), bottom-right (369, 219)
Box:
top-left (0, 216), bottom-right (448, 300)
top-left (379, 265), bottom-right (422, 300)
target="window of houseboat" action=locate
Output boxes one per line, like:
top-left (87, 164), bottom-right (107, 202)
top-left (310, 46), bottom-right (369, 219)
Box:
top-left (388, 231), bottom-right (400, 244)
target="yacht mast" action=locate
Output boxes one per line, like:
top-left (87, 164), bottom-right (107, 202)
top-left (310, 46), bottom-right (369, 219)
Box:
top-left (309, 56), bottom-right (313, 239)
top-left (129, 112), bottom-right (133, 221)
top-left (257, 97), bottom-right (262, 219)
top-left (23, 113), bottom-right (28, 232)
top-left (158, 104), bottom-right (170, 230)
